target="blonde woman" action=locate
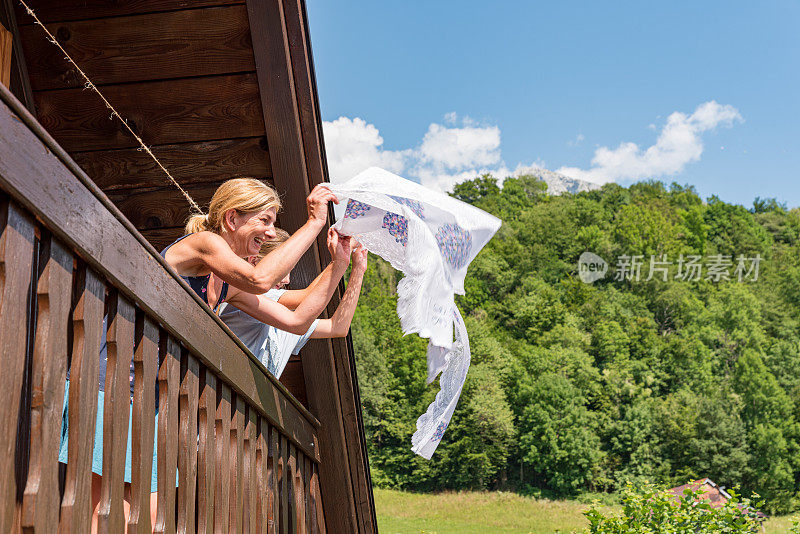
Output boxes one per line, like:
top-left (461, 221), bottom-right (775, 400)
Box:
top-left (60, 178), bottom-right (342, 531)
top-left (162, 178), bottom-right (345, 332)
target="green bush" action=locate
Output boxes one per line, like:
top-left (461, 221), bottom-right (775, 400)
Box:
top-left (584, 483), bottom-right (765, 533)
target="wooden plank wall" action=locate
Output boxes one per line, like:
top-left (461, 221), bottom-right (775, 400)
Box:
top-left (14, 0), bottom-right (270, 249)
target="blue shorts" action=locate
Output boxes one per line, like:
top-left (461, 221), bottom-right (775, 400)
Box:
top-left (58, 379), bottom-right (159, 493)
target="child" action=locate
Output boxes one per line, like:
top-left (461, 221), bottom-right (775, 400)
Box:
top-left (219, 229), bottom-right (368, 378)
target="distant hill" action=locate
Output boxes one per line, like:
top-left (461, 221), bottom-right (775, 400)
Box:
top-left (515, 166), bottom-right (600, 195)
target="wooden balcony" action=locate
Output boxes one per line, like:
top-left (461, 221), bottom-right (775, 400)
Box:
top-left (0, 80), bottom-right (331, 532)
top-left (0, 1), bottom-right (376, 530)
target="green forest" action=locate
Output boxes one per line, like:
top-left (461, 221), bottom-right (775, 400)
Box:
top-left (350, 175), bottom-right (800, 514)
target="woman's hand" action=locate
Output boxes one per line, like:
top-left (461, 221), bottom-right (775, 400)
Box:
top-left (327, 228), bottom-right (352, 268)
top-left (306, 184), bottom-right (338, 226)
top-left (352, 242), bottom-right (368, 273)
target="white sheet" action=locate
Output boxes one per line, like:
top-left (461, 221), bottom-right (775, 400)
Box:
top-left (326, 167), bottom-right (501, 459)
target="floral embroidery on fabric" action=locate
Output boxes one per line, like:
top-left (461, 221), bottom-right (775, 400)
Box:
top-left (430, 421), bottom-right (448, 442)
top-left (382, 212), bottom-right (409, 246)
top-left (435, 223), bottom-right (473, 269)
top-left (344, 199), bottom-right (371, 219)
top-left (390, 195), bottom-right (425, 219)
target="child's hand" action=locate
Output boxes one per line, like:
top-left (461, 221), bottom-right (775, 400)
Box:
top-left (352, 241), bottom-right (368, 273)
top-left (327, 228), bottom-right (352, 267)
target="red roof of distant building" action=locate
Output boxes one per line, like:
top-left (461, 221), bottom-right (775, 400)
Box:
top-left (668, 478), bottom-right (731, 509)
top-left (667, 478), bottom-right (766, 518)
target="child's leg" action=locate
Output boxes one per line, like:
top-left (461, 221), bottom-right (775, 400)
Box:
top-left (90, 473), bottom-right (101, 534)
top-left (90, 474), bottom-right (132, 534)
top-left (150, 491), bottom-right (158, 530)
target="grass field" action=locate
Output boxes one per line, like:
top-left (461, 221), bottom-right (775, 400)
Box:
top-left (374, 489), bottom-right (797, 533)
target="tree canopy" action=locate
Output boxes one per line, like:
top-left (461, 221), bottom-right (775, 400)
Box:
top-left (351, 175), bottom-right (800, 514)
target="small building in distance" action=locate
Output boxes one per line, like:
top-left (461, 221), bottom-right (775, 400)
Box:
top-left (667, 478), bottom-right (766, 519)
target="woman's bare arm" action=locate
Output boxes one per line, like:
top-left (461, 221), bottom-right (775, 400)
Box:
top-left (311, 244), bottom-right (367, 338)
top-left (226, 233), bottom-right (351, 332)
top-left (164, 185), bottom-right (336, 294)
top-left (277, 228), bottom-right (345, 310)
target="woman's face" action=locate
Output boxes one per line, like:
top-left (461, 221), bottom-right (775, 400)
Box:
top-left (226, 207), bottom-right (277, 257)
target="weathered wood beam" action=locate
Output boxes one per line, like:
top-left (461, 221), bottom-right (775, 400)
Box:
top-left (0, 22), bottom-right (11, 87)
top-left (282, 0), bottom-right (378, 529)
top-left (0, 0), bottom-right (35, 112)
top-left (246, 0), bottom-right (376, 531)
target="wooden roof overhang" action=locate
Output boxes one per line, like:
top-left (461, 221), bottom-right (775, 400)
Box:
top-left (0, 0), bottom-right (376, 531)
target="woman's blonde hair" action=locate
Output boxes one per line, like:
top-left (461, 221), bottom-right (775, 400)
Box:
top-left (185, 178), bottom-right (281, 234)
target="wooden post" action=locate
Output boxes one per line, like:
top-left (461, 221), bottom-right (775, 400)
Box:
top-left (0, 23), bottom-right (10, 88)
top-left (0, 199), bottom-right (34, 534)
top-left (246, 0), bottom-right (376, 530)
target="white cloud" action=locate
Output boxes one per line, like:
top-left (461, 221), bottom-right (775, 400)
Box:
top-left (567, 133), bottom-right (585, 147)
top-left (556, 101), bottom-right (742, 184)
top-left (323, 101), bottom-right (742, 194)
top-left (323, 113), bottom-right (505, 193)
top-left (322, 117), bottom-right (407, 184)
top-left (417, 122), bottom-right (501, 171)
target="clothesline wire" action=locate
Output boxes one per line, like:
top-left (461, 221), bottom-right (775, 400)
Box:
top-left (18, 0), bottom-right (203, 215)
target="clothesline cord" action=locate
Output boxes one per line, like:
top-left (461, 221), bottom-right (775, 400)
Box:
top-left (18, 0), bottom-right (203, 215)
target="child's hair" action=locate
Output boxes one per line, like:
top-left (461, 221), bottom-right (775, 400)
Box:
top-left (256, 228), bottom-right (290, 259)
top-left (185, 178), bottom-right (281, 234)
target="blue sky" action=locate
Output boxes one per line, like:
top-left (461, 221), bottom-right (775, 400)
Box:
top-left (307, 1), bottom-right (799, 208)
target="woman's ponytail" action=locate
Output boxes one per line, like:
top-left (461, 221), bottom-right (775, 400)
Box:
top-left (185, 212), bottom-right (210, 234)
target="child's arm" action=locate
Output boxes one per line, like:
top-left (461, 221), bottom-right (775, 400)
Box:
top-left (311, 244), bottom-right (367, 338)
top-left (276, 227), bottom-right (341, 310)
top-left (226, 231), bottom-right (352, 334)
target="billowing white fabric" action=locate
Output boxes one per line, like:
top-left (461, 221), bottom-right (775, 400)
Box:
top-left (326, 167), bottom-right (501, 459)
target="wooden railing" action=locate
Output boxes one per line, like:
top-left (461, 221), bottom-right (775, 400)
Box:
top-left (0, 83), bottom-right (325, 531)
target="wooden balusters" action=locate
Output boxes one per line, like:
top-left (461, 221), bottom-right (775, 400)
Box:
top-left (0, 200), bottom-right (34, 534)
top-left (296, 451), bottom-right (307, 534)
top-left (0, 223), bottom-right (329, 534)
top-left (20, 234), bottom-right (73, 531)
top-left (289, 444), bottom-right (304, 533)
top-left (177, 350), bottom-right (199, 534)
top-left (244, 407), bottom-right (258, 534)
top-left (0, 218), bottom-right (331, 534)
top-left (128, 312), bottom-right (158, 533)
top-left (310, 463), bottom-right (325, 534)
top-left (256, 419), bottom-right (273, 533)
top-left (97, 291), bottom-right (135, 533)
top-left (304, 456), bottom-right (313, 532)
top-left (155, 334), bottom-right (180, 534)
top-left (271, 425), bottom-right (281, 533)
top-left (214, 383), bottom-right (231, 533)
top-left (60, 266), bottom-right (105, 533)
top-left (230, 395), bottom-right (245, 531)
top-left (197, 368), bottom-right (216, 534)
top-left (280, 434), bottom-right (289, 534)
